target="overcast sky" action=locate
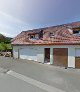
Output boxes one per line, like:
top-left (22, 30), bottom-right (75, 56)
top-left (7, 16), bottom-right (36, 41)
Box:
top-left (0, 0), bottom-right (80, 37)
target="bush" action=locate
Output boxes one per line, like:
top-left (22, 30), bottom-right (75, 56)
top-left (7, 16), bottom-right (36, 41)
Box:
top-left (0, 42), bottom-right (12, 51)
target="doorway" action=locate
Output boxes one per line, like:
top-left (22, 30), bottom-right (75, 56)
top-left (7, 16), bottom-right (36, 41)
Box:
top-left (44, 48), bottom-right (50, 63)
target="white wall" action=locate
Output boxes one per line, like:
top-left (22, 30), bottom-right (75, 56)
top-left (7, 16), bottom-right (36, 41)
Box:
top-left (19, 46), bottom-right (38, 61)
top-left (13, 45), bottom-right (80, 68)
top-left (68, 47), bottom-right (75, 68)
top-left (37, 47), bottom-right (44, 63)
top-left (13, 46), bottom-right (37, 61)
top-left (75, 48), bottom-right (80, 57)
top-left (13, 46), bottom-right (19, 59)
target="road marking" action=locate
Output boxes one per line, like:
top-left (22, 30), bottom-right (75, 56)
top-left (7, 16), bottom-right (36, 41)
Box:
top-left (7, 70), bottom-right (65, 92)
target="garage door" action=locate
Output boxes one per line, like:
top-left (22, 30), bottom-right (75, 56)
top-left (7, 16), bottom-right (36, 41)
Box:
top-left (53, 48), bottom-right (68, 67)
top-left (19, 48), bottom-right (37, 61)
top-left (75, 49), bottom-right (80, 68)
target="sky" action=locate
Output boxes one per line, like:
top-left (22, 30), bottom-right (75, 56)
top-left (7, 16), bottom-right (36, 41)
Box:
top-left (0, 0), bottom-right (80, 37)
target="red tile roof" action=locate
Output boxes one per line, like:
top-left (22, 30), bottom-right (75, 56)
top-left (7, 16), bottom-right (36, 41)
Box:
top-left (11, 21), bottom-right (80, 45)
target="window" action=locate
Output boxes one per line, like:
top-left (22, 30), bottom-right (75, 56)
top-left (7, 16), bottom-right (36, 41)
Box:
top-left (28, 34), bottom-right (35, 39)
top-left (50, 33), bottom-right (54, 37)
top-left (73, 30), bottom-right (79, 34)
top-left (29, 34), bottom-right (39, 40)
top-left (30, 35), bottom-right (35, 39)
top-left (73, 30), bottom-right (80, 36)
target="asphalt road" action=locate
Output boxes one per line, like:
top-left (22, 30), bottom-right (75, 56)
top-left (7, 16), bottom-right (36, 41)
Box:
top-left (0, 56), bottom-right (80, 92)
top-left (0, 70), bottom-right (47, 92)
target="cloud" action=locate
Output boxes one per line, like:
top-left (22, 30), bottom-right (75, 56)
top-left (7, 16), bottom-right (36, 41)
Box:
top-left (0, 11), bottom-right (26, 24)
top-left (0, 11), bottom-right (28, 37)
top-left (0, 31), bottom-right (13, 37)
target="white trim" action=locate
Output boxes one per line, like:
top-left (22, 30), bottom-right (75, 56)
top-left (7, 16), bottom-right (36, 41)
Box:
top-left (50, 48), bottom-right (53, 64)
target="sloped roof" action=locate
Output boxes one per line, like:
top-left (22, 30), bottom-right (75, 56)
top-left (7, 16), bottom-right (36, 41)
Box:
top-left (11, 21), bottom-right (80, 45)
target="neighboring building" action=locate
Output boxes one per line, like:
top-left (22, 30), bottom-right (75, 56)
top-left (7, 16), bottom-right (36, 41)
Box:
top-left (11, 21), bottom-right (80, 68)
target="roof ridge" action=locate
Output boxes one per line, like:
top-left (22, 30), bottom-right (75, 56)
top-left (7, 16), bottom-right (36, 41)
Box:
top-left (22, 21), bottom-right (80, 32)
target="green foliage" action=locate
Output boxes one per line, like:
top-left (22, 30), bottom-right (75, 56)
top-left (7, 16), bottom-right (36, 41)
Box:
top-left (4, 37), bottom-right (12, 44)
top-left (0, 42), bottom-right (12, 51)
top-left (0, 33), bottom-right (12, 44)
top-left (0, 33), bottom-right (12, 51)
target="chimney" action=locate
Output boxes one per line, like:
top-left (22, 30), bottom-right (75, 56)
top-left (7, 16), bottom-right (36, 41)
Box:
top-left (39, 30), bottom-right (43, 39)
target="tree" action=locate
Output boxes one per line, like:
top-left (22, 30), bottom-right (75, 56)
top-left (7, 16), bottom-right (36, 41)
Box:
top-left (0, 42), bottom-right (8, 51)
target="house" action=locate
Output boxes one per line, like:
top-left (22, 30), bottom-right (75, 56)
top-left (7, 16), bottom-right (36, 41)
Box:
top-left (11, 21), bottom-right (80, 68)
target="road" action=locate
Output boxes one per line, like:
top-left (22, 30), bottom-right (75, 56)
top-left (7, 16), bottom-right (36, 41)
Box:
top-left (0, 56), bottom-right (80, 92)
top-left (0, 69), bottom-right (47, 92)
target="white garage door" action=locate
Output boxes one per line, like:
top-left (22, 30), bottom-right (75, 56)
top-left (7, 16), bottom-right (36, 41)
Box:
top-left (19, 48), bottom-right (37, 61)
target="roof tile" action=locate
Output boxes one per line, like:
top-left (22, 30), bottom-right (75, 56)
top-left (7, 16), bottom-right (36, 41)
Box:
top-left (11, 21), bottom-right (80, 45)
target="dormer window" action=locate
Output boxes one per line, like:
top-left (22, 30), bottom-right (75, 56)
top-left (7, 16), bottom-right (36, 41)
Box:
top-left (30, 35), bottom-right (35, 39)
top-left (72, 27), bottom-right (80, 36)
top-left (50, 33), bottom-right (54, 37)
top-left (73, 30), bottom-right (80, 34)
top-left (28, 33), bottom-right (39, 40)
top-left (73, 30), bottom-right (80, 36)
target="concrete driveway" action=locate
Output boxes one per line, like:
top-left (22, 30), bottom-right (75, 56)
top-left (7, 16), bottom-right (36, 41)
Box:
top-left (0, 56), bottom-right (80, 92)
